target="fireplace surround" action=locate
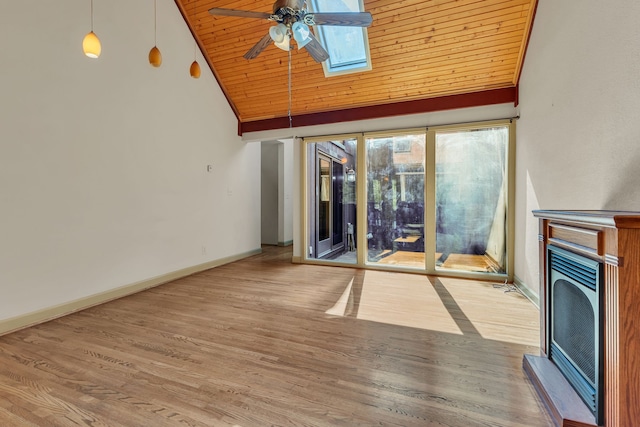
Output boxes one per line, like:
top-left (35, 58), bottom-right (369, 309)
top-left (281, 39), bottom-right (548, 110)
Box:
top-left (524, 210), bottom-right (640, 427)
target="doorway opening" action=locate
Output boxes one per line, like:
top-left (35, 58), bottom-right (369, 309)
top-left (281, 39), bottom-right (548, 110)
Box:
top-left (306, 138), bottom-right (357, 264)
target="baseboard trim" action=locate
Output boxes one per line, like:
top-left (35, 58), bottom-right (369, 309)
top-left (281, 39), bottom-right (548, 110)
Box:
top-left (0, 248), bottom-right (262, 337)
top-left (291, 255), bottom-right (303, 264)
top-left (278, 240), bottom-right (293, 247)
top-left (513, 275), bottom-right (539, 308)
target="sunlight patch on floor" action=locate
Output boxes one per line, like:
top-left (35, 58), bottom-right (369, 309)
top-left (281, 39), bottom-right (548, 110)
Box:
top-left (356, 271), bottom-right (463, 334)
top-left (325, 277), bottom-right (354, 316)
top-left (438, 277), bottom-right (540, 346)
top-left (324, 270), bottom-right (540, 346)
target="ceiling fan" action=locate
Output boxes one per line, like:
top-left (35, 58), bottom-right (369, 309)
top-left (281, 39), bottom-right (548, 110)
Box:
top-left (209, 0), bottom-right (373, 63)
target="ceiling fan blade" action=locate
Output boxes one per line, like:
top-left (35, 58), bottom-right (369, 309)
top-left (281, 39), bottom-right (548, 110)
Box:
top-left (304, 33), bottom-right (330, 63)
top-left (307, 12), bottom-right (373, 27)
top-left (209, 7), bottom-right (271, 20)
top-left (243, 33), bottom-right (274, 60)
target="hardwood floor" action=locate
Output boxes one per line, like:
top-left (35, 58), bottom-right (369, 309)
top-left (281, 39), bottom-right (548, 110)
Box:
top-left (0, 246), bottom-right (552, 426)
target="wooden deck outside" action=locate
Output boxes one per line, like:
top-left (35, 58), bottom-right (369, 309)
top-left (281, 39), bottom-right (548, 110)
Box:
top-left (0, 246), bottom-right (551, 426)
top-left (374, 250), bottom-right (501, 273)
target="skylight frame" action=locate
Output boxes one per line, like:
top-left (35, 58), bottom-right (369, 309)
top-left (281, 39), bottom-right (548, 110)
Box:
top-left (308, 0), bottom-right (372, 77)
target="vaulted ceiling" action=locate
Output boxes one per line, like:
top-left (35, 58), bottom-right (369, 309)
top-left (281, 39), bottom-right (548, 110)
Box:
top-left (174, 0), bottom-right (538, 133)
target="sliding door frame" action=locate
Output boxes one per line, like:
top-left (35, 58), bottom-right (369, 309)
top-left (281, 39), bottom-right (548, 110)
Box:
top-left (301, 134), bottom-right (363, 264)
top-left (300, 119), bottom-right (515, 281)
top-left (426, 119), bottom-right (515, 280)
top-left (361, 128), bottom-right (427, 270)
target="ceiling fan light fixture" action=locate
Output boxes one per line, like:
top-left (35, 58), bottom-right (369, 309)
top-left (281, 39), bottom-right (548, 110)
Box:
top-left (269, 23), bottom-right (290, 51)
top-left (275, 36), bottom-right (291, 52)
top-left (269, 23), bottom-right (287, 43)
top-left (274, 36), bottom-right (290, 52)
top-left (292, 22), bottom-right (311, 49)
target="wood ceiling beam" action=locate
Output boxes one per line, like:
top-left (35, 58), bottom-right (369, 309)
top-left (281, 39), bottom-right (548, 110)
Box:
top-left (238, 86), bottom-right (517, 135)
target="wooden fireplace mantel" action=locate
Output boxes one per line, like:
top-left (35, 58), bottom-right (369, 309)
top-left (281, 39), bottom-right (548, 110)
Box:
top-left (525, 210), bottom-right (640, 427)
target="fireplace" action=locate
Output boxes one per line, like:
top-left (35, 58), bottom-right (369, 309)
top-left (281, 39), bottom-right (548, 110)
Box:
top-left (548, 245), bottom-right (603, 424)
top-left (524, 210), bottom-right (640, 427)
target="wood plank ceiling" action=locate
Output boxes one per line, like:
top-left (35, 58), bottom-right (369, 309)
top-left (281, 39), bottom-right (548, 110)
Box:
top-left (175, 0), bottom-right (537, 131)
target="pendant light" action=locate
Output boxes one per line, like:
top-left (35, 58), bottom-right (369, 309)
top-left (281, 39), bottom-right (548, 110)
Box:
top-left (149, 0), bottom-right (162, 67)
top-left (82, 0), bottom-right (101, 58)
top-left (190, 51), bottom-right (201, 78)
top-left (189, 0), bottom-right (200, 78)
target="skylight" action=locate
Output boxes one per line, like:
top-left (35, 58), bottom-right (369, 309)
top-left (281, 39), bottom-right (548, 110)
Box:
top-left (309, 0), bottom-right (372, 77)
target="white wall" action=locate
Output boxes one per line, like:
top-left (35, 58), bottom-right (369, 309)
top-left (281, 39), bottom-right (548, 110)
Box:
top-left (515, 0), bottom-right (640, 297)
top-left (261, 139), bottom-right (293, 246)
top-left (279, 139), bottom-right (294, 246)
top-left (261, 143), bottom-right (279, 245)
top-left (0, 1), bottom-right (261, 322)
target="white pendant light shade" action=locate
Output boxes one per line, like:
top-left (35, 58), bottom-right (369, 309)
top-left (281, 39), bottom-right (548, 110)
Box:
top-left (149, 46), bottom-right (162, 67)
top-left (274, 36), bottom-right (290, 51)
top-left (269, 23), bottom-right (290, 51)
top-left (269, 24), bottom-right (286, 43)
top-left (83, 31), bottom-right (101, 58)
top-left (190, 60), bottom-right (201, 78)
top-left (292, 22), bottom-right (311, 49)
top-left (274, 35), bottom-right (290, 52)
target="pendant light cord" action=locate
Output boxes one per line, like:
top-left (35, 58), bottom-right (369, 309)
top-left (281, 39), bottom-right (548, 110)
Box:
top-left (193, 0), bottom-right (197, 59)
top-left (90, 0), bottom-right (94, 31)
top-left (288, 46), bottom-right (292, 129)
top-left (154, 0), bottom-right (158, 45)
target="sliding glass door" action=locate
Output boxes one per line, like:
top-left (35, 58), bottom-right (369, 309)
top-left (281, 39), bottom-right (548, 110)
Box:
top-left (365, 132), bottom-right (425, 269)
top-left (434, 126), bottom-right (509, 274)
top-left (305, 137), bottom-right (358, 264)
top-left (303, 120), bottom-right (514, 279)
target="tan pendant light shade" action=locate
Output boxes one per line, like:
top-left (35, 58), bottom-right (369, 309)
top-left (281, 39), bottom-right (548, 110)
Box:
top-left (83, 31), bottom-right (101, 58)
top-left (190, 60), bottom-right (201, 78)
top-left (189, 1), bottom-right (200, 79)
top-left (149, 46), bottom-right (162, 67)
top-left (149, 0), bottom-right (162, 67)
top-left (83, 0), bottom-right (100, 58)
